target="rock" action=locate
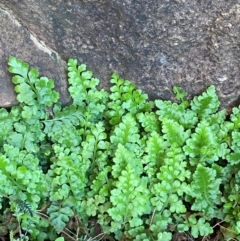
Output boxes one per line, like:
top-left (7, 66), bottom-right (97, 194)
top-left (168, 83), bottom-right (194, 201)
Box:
top-left (0, 2), bottom-right (69, 107)
top-left (0, 0), bottom-right (240, 108)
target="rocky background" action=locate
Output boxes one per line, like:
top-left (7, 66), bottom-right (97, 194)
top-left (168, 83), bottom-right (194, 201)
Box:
top-left (0, 0), bottom-right (240, 108)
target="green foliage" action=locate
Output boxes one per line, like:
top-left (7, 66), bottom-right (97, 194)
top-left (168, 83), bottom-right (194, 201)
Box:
top-left (178, 216), bottom-right (213, 238)
top-left (188, 164), bottom-right (222, 217)
top-left (106, 73), bottom-right (153, 125)
top-left (190, 85), bottom-right (220, 118)
top-left (1, 56), bottom-right (240, 241)
top-left (47, 201), bottom-right (73, 234)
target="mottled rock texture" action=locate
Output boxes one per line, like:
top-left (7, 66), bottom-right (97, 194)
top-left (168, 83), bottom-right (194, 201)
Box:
top-left (0, 0), bottom-right (240, 108)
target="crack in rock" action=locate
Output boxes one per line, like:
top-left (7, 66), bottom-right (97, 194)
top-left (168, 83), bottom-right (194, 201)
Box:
top-left (0, 4), bottom-right (65, 65)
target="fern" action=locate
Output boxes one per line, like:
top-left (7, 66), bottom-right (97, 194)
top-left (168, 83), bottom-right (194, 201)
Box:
top-left (161, 118), bottom-right (190, 146)
top-left (229, 106), bottom-right (240, 129)
top-left (188, 164), bottom-right (222, 218)
top-left (8, 56), bottom-right (59, 116)
top-left (3, 56), bottom-right (240, 241)
top-left (67, 59), bottom-right (108, 120)
top-left (47, 201), bottom-right (74, 234)
top-left (136, 112), bottom-right (161, 134)
top-left (106, 73), bottom-right (153, 125)
top-left (146, 147), bottom-right (190, 240)
top-left (49, 145), bottom-right (90, 203)
top-left (190, 85), bottom-right (220, 118)
top-left (150, 146), bottom-right (190, 214)
top-left (183, 120), bottom-right (226, 166)
top-left (173, 86), bottom-right (188, 104)
top-left (227, 130), bottom-right (240, 164)
top-left (155, 100), bottom-right (198, 129)
top-left (0, 107), bottom-right (20, 148)
top-left (221, 170), bottom-right (240, 239)
top-left (108, 164), bottom-right (150, 234)
top-left (0, 144), bottom-right (48, 207)
top-left (110, 114), bottom-right (142, 154)
top-left (143, 131), bottom-right (168, 179)
top-left (178, 216), bottom-right (213, 238)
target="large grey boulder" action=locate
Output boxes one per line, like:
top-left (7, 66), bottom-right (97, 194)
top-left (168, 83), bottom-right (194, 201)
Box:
top-left (0, 0), bottom-right (239, 108)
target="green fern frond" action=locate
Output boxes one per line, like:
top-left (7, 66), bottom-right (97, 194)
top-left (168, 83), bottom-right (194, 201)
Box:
top-left (47, 201), bottom-right (74, 234)
top-left (151, 146), bottom-right (190, 214)
top-left (106, 73), bottom-right (153, 125)
top-left (43, 105), bottom-right (85, 149)
top-left (67, 59), bottom-right (108, 119)
top-left (148, 210), bottom-right (173, 241)
top-left (230, 106), bottom-right (240, 129)
top-left (222, 171), bottom-right (240, 238)
top-left (50, 145), bottom-right (90, 202)
top-left (82, 122), bottom-right (110, 177)
top-left (136, 112), bottom-right (161, 133)
top-left (155, 100), bottom-right (198, 129)
top-left (67, 59), bottom-right (98, 104)
top-left (227, 131), bottom-right (240, 164)
top-left (190, 85), bottom-right (220, 118)
top-left (178, 216), bottom-right (213, 238)
top-left (110, 114), bottom-right (141, 153)
top-left (0, 107), bottom-right (21, 147)
top-left (188, 164), bottom-right (222, 217)
top-left (173, 86), bottom-right (188, 104)
top-left (111, 144), bottom-right (143, 178)
top-left (183, 120), bottom-right (222, 165)
top-left (143, 131), bottom-right (168, 178)
top-left (8, 56), bottom-right (59, 110)
top-left (0, 144), bottom-right (48, 207)
top-left (161, 118), bottom-right (190, 146)
top-left (108, 164), bottom-right (150, 232)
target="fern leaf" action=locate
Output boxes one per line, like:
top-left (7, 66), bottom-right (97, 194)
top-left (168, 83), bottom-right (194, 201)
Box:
top-left (190, 85), bottom-right (220, 118)
top-left (143, 131), bottom-right (168, 178)
top-left (0, 107), bottom-right (20, 147)
top-left (50, 145), bottom-right (90, 203)
top-left (148, 210), bottom-right (172, 241)
top-left (227, 131), bottom-right (240, 165)
top-left (67, 59), bottom-right (108, 121)
top-left (67, 58), bottom-right (108, 107)
top-left (47, 201), bottom-right (74, 233)
top-left (173, 86), bottom-right (188, 104)
top-left (183, 120), bottom-right (222, 165)
top-left (189, 164), bottom-right (222, 217)
top-left (127, 226), bottom-right (150, 241)
top-left (111, 144), bottom-right (143, 179)
top-left (178, 216), bottom-right (213, 238)
top-left (108, 164), bottom-right (150, 232)
top-left (221, 170), bottom-right (240, 237)
top-left (106, 73), bottom-right (153, 125)
top-left (82, 122), bottom-right (110, 177)
top-left (8, 56), bottom-right (29, 79)
top-left (110, 114), bottom-right (141, 153)
top-left (43, 105), bottom-right (85, 149)
top-left (161, 118), bottom-right (190, 146)
top-left (229, 106), bottom-right (240, 129)
top-left (8, 56), bottom-right (59, 109)
top-left (151, 146), bottom-right (190, 214)
top-left (0, 144), bottom-right (48, 210)
top-left (136, 112), bottom-right (161, 133)
top-left (155, 100), bottom-right (197, 129)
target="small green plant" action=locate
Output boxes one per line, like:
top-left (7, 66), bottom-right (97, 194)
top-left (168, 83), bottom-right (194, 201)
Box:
top-left (0, 56), bottom-right (240, 240)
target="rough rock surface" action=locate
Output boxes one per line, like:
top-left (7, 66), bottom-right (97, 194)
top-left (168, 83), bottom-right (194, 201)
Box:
top-left (0, 0), bottom-right (240, 108)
